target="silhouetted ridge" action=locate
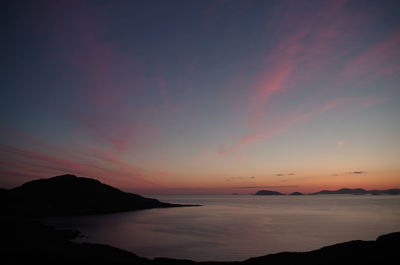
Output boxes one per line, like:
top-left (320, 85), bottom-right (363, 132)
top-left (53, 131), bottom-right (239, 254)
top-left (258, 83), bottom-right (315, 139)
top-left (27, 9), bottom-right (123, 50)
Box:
top-left (311, 188), bottom-right (400, 195)
top-left (328, 188), bottom-right (365, 194)
top-left (378, 188), bottom-right (400, 195)
top-left (253, 188), bottom-right (400, 196)
top-left (310, 188), bottom-right (369, 195)
top-left (2, 175), bottom-right (197, 217)
top-left (289, 192), bottom-right (304, 195)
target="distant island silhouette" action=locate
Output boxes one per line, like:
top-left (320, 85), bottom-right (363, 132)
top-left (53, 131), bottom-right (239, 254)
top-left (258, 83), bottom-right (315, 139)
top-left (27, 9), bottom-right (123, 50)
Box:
top-left (289, 191), bottom-right (304, 195)
top-left (255, 190), bottom-right (284, 195)
top-left (255, 188), bottom-right (400, 196)
top-left (0, 174), bottom-right (199, 217)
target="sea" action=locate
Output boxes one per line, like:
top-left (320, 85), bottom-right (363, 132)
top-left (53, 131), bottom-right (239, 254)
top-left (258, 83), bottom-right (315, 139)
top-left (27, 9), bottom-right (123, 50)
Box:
top-left (45, 194), bottom-right (400, 262)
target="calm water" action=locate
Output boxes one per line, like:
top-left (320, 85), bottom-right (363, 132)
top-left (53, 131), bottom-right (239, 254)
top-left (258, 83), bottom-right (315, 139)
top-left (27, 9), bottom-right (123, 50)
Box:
top-left (45, 195), bottom-right (400, 261)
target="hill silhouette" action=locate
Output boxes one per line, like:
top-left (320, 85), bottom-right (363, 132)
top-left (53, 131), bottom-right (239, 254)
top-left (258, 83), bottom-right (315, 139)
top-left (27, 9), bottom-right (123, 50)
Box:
top-left (289, 191), bottom-right (304, 195)
top-left (311, 188), bottom-right (400, 195)
top-left (311, 188), bottom-right (368, 195)
top-left (1, 174), bottom-right (197, 217)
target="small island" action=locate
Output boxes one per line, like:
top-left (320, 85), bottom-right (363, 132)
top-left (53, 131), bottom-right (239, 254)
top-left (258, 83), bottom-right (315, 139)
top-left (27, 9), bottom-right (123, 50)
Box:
top-left (289, 192), bottom-right (304, 195)
top-left (255, 190), bottom-right (284, 195)
top-left (311, 188), bottom-right (400, 195)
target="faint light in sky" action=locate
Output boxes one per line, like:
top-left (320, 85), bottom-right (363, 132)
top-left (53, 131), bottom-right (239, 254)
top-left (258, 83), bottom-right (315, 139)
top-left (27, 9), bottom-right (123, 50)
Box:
top-left (337, 140), bottom-right (345, 150)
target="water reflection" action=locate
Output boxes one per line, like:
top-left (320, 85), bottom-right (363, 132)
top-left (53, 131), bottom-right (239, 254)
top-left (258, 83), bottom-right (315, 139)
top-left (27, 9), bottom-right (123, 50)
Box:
top-left (46, 195), bottom-right (400, 261)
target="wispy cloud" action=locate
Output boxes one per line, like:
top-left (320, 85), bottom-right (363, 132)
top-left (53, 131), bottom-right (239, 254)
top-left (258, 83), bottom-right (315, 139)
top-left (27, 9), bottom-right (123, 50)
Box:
top-left (340, 33), bottom-right (400, 85)
top-left (346, 171), bottom-right (366, 175)
top-left (0, 139), bottom-right (161, 189)
top-left (47, 1), bottom-right (167, 152)
top-left (235, 185), bottom-right (299, 189)
top-left (226, 176), bottom-right (256, 182)
top-left (76, 114), bottom-right (157, 151)
top-left (219, 0), bottom-right (392, 155)
top-left (221, 96), bottom-right (385, 155)
top-left (158, 171), bottom-right (172, 177)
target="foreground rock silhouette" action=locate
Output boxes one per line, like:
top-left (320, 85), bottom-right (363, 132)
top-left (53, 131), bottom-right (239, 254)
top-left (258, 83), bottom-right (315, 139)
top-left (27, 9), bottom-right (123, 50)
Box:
top-left (1, 174), bottom-right (197, 217)
top-left (1, 217), bottom-right (399, 265)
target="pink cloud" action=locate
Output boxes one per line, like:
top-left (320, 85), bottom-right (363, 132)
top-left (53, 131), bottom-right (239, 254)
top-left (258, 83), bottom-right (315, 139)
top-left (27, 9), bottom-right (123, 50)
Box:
top-left (0, 144), bottom-right (92, 175)
top-left (45, 1), bottom-right (162, 152)
top-left (157, 76), bottom-right (182, 113)
top-left (340, 32), bottom-right (400, 84)
top-left (0, 125), bottom-right (168, 190)
top-left (0, 143), bottom-right (161, 189)
top-left (158, 171), bottom-right (172, 177)
top-left (247, 30), bottom-right (306, 127)
top-left (221, 96), bottom-right (386, 155)
top-left (220, 0), bottom-right (392, 156)
top-left (76, 114), bottom-right (157, 151)
top-left (243, 0), bottom-right (365, 127)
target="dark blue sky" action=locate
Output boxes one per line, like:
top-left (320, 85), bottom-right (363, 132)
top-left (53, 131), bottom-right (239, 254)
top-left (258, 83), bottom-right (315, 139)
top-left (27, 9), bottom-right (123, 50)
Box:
top-left (1, 0), bottom-right (400, 193)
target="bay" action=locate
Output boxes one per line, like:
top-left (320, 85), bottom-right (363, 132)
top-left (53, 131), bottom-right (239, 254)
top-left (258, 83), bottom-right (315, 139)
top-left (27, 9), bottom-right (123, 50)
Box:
top-left (45, 194), bottom-right (400, 261)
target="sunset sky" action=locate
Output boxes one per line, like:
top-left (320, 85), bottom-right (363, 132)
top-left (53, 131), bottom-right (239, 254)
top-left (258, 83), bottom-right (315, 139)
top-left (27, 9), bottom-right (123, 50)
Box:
top-left (1, 0), bottom-right (399, 194)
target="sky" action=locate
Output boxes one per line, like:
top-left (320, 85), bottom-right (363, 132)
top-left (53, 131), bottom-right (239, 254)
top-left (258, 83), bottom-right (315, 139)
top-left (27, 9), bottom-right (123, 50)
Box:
top-left (1, 0), bottom-right (399, 194)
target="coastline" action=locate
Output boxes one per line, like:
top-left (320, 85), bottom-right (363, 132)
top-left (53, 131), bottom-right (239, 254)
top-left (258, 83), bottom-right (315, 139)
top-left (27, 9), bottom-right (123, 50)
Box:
top-left (2, 217), bottom-right (399, 265)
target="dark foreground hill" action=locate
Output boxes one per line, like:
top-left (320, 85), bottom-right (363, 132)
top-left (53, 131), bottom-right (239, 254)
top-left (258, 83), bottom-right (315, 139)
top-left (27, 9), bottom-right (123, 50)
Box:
top-left (1, 174), bottom-right (197, 217)
top-left (1, 217), bottom-right (399, 265)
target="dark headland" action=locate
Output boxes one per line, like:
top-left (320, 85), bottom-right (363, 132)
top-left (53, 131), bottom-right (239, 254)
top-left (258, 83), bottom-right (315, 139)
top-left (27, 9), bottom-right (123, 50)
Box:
top-left (0, 174), bottom-right (199, 217)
